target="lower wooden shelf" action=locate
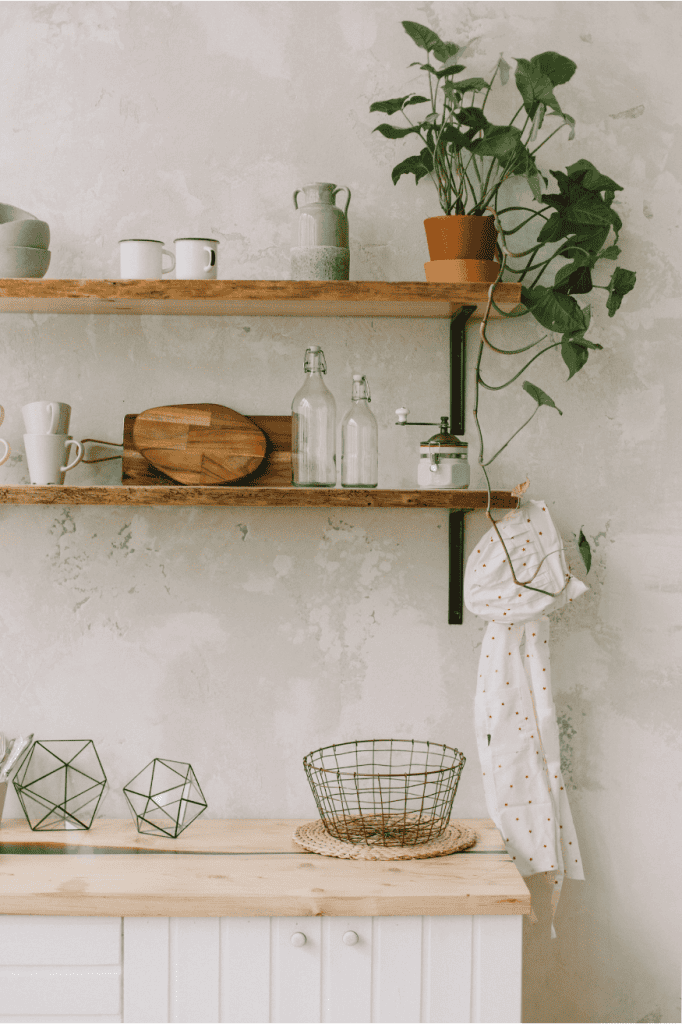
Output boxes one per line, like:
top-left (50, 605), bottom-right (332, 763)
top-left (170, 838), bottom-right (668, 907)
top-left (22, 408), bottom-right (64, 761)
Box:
top-left (0, 486), bottom-right (518, 508)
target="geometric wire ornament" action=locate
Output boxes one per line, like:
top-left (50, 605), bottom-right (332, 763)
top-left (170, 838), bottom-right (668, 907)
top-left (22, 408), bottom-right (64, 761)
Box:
top-left (123, 758), bottom-right (207, 838)
top-left (13, 740), bottom-right (107, 831)
top-left (303, 738), bottom-right (466, 847)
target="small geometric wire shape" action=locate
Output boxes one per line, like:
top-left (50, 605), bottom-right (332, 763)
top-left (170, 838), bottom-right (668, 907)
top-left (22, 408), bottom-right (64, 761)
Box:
top-left (123, 758), bottom-right (207, 838)
top-left (303, 739), bottom-right (466, 846)
top-left (13, 740), bottom-right (107, 831)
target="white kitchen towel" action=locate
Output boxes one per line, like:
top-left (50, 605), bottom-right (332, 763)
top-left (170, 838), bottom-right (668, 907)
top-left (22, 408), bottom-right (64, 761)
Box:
top-left (464, 500), bottom-right (586, 935)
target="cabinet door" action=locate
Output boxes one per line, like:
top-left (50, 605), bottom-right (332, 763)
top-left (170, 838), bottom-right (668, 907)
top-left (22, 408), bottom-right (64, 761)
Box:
top-left (0, 916), bottom-right (121, 1022)
top-left (322, 917), bottom-right (371, 1023)
top-left (271, 916), bottom-right (322, 1023)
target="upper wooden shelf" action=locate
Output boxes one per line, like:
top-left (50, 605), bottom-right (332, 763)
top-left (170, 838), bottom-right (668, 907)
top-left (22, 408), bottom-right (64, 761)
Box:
top-left (0, 486), bottom-right (518, 508)
top-left (0, 279), bottom-right (522, 319)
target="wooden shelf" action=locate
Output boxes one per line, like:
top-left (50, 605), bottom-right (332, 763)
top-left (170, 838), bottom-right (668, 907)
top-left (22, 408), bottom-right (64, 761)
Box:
top-left (0, 279), bottom-right (522, 319)
top-left (0, 486), bottom-right (518, 508)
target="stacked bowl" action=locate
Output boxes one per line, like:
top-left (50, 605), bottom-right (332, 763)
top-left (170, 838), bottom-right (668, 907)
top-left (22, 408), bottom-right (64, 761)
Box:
top-left (0, 204), bottom-right (50, 277)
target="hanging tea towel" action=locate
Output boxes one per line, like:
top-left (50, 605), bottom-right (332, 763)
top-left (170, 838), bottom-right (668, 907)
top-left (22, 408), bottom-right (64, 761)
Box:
top-left (464, 500), bottom-right (586, 936)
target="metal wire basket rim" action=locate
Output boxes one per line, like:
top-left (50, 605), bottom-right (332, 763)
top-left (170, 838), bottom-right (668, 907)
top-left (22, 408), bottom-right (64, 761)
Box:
top-left (303, 739), bottom-right (464, 779)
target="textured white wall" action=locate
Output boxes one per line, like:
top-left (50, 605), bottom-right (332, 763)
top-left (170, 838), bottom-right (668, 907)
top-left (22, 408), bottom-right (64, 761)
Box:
top-left (0, 2), bottom-right (679, 1021)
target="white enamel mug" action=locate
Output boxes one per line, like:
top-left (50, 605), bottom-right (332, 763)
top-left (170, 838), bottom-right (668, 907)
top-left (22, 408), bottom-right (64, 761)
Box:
top-left (174, 238), bottom-right (219, 279)
top-left (22, 401), bottom-right (71, 435)
top-left (24, 434), bottom-right (83, 485)
top-left (119, 239), bottom-right (175, 279)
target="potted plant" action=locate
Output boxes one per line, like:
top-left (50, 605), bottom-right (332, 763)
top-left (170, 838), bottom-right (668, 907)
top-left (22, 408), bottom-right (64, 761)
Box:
top-left (372, 21), bottom-right (637, 579)
top-left (370, 20), bottom-right (636, 338)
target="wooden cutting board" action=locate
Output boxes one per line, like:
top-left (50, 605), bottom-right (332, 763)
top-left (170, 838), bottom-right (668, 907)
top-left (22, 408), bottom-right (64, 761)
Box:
top-left (132, 403), bottom-right (267, 485)
top-left (123, 413), bottom-right (292, 486)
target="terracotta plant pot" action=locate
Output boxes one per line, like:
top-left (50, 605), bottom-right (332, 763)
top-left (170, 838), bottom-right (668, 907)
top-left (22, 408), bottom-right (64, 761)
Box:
top-left (423, 214), bottom-right (499, 284)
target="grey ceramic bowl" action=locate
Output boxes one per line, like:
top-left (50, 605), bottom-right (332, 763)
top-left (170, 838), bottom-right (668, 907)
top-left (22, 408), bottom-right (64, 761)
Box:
top-left (0, 219), bottom-right (50, 249)
top-left (0, 246), bottom-right (51, 278)
top-left (0, 202), bottom-right (37, 223)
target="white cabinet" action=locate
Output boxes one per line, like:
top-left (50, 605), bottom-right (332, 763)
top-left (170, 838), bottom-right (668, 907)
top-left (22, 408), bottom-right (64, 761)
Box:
top-left (122, 914), bottom-right (522, 1024)
top-left (0, 913), bottom-right (521, 1023)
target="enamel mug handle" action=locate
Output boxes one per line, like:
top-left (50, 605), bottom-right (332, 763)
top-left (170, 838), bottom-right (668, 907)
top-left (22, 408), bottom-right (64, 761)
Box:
top-left (203, 246), bottom-right (216, 271)
top-left (0, 438), bottom-right (10, 467)
top-left (61, 439), bottom-right (84, 474)
top-left (162, 249), bottom-right (176, 275)
top-left (293, 189), bottom-right (302, 210)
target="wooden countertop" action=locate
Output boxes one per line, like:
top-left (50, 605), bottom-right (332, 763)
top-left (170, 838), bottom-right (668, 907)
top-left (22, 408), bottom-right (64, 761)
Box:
top-left (0, 818), bottom-right (530, 918)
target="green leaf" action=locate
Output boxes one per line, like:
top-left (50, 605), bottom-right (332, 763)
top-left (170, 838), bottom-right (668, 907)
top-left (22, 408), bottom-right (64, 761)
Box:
top-left (440, 124), bottom-right (472, 149)
top-left (456, 106), bottom-right (488, 132)
top-left (370, 96), bottom-right (413, 115)
top-left (374, 123), bottom-right (421, 139)
top-left (434, 63), bottom-right (466, 78)
top-left (514, 56), bottom-right (575, 134)
top-left (445, 76), bottom-right (489, 95)
top-left (561, 339), bottom-right (590, 378)
top-left (565, 159), bottom-right (623, 195)
top-left (598, 244), bottom-right (621, 260)
top-left (565, 194), bottom-right (616, 227)
top-left (391, 154), bottom-right (432, 186)
top-left (402, 21), bottom-right (443, 52)
top-left (606, 267), bottom-right (636, 316)
top-left (523, 381), bottom-right (563, 415)
top-left (522, 285), bottom-right (587, 333)
top-left (470, 124), bottom-right (522, 158)
top-left (531, 51), bottom-right (577, 87)
top-left (433, 41), bottom-right (461, 63)
top-left (578, 530), bottom-right (591, 573)
top-left (498, 56), bottom-right (511, 85)
top-left (554, 262), bottom-right (593, 295)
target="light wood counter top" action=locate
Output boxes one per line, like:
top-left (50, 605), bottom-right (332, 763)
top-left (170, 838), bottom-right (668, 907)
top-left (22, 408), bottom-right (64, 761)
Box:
top-left (0, 818), bottom-right (530, 918)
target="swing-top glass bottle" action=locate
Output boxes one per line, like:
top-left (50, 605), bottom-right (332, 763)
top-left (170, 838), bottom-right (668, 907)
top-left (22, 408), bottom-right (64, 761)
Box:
top-left (291, 345), bottom-right (336, 486)
top-left (341, 374), bottom-right (378, 488)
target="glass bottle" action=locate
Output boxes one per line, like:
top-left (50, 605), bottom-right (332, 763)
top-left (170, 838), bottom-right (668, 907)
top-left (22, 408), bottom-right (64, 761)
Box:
top-left (341, 375), bottom-right (378, 488)
top-left (291, 346), bottom-right (336, 486)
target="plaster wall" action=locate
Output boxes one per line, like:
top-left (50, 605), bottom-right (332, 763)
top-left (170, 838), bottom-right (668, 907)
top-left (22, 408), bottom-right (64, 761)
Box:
top-left (0, 3), bottom-right (679, 1021)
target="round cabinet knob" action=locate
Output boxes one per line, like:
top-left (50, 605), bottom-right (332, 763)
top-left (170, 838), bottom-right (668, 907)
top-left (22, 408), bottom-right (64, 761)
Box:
top-left (342, 930), bottom-right (359, 945)
top-left (290, 932), bottom-right (307, 947)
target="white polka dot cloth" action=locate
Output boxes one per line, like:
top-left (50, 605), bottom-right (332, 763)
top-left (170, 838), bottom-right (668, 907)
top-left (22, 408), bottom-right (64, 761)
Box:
top-left (464, 500), bottom-right (586, 934)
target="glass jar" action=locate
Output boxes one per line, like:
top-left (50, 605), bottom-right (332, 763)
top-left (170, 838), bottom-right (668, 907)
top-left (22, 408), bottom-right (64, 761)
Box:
top-left (291, 346), bottom-right (336, 486)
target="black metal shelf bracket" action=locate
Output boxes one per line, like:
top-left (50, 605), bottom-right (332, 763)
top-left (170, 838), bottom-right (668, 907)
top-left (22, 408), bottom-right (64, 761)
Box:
top-left (448, 305), bottom-right (476, 625)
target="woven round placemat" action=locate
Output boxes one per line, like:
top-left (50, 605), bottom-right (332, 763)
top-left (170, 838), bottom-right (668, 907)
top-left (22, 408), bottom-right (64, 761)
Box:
top-left (293, 820), bottom-right (477, 860)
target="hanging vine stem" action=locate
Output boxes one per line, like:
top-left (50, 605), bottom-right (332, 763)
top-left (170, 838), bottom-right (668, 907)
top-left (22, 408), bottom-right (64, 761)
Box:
top-left (472, 210), bottom-right (570, 599)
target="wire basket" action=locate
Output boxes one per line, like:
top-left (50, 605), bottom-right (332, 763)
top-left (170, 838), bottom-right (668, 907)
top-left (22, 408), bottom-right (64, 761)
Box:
top-left (303, 739), bottom-right (466, 847)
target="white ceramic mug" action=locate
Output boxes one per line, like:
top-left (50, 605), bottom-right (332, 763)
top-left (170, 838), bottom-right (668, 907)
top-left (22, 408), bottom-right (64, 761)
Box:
top-left (22, 401), bottom-right (71, 435)
top-left (24, 434), bottom-right (83, 485)
top-left (119, 239), bottom-right (175, 279)
top-left (0, 405), bottom-right (10, 468)
top-left (174, 238), bottom-right (219, 279)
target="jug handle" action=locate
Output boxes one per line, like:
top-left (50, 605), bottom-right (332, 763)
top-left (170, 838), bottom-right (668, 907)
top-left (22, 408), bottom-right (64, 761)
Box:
top-left (293, 189), bottom-right (302, 210)
top-left (333, 186), bottom-right (351, 216)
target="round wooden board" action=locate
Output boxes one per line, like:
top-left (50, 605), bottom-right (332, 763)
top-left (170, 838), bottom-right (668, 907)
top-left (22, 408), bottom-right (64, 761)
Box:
top-left (133, 403), bottom-right (267, 485)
